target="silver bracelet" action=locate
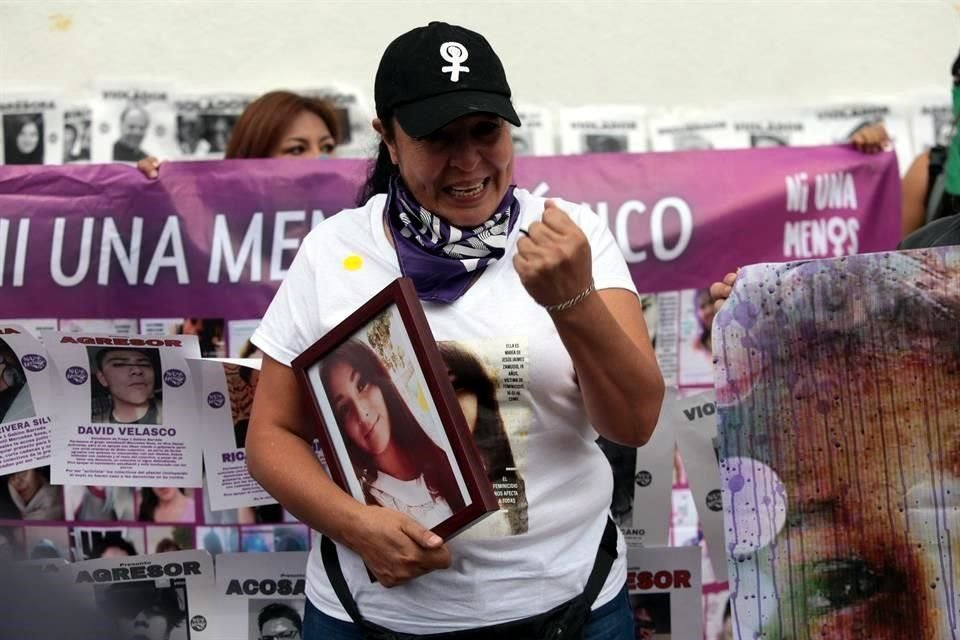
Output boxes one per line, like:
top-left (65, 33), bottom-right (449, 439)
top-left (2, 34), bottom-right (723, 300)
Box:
top-left (542, 280), bottom-right (596, 313)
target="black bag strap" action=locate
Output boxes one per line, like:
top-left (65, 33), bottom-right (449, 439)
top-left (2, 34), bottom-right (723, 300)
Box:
top-left (581, 516), bottom-right (619, 606)
top-left (927, 145), bottom-right (948, 209)
top-left (320, 517), bottom-right (618, 639)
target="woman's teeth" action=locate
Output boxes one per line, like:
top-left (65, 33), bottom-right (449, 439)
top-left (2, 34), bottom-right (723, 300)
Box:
top-left (448, 181), bottom-right (485, 198)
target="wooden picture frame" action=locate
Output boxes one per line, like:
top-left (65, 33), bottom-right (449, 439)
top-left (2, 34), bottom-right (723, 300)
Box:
top-left (291, 277), bottom-right (498, 540)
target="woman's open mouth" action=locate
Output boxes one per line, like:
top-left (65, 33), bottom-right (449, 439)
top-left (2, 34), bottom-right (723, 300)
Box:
top-left (445, 178), bottom-right (489, 200)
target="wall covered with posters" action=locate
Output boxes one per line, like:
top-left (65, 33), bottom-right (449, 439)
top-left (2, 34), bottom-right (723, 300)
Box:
top-left (0, 1), bottom-right (957, 109)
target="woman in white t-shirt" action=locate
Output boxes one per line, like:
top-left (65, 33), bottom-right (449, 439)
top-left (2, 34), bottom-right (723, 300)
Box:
top-left (320, 339), bottom-right (464, 529)
top-left (245, 20), bottom-right (664, 640)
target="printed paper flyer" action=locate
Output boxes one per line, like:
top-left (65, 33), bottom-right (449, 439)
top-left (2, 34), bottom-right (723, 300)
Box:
top-left (0, 324), bottom-right (57, 474)
top-left (46, 333), bottom-right (203, 487)
top-left (211, 551), bottom-right (308, 640)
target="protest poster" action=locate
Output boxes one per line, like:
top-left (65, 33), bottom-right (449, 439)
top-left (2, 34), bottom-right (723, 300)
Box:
top-left (908, 91), bottom-right (953, 152)
top-left (140, 318), bottom-right (227, 358)
top-left (621, 395), bottom-right (676, 546)
top-left (227, 320), bottom-right (262, 358)
top-left (513, 104), bottom-right (556, 156)
top-left (557, 105), bottom-right (649, 154)
top-left (670, 390), bottom-right (726, 583)
top-left (626, 545), bottom-right (702, 639)
top-left (212, 551), bottom-right (308, 640)
top-left (647, 111), bottom-right (740, 151)
top-left (172, 94), bottom-right (254, 160)
top-left (0, 324), bottom-right (57, 474)
top-left (60, 319), bottom-right (139, 335)
top-left (46, 333), bottom-right (203, 487)
top-left (63, 106), bottom-right (93, 163)
top-left (726, 108), bottom-right (811, 148)
top-left (69, 549), bottom-right (216, 640)
top-left (0, 92), bottom-right (64, 166)
top-left (715, 248), bottom-right (960, 639)
top-left (796, 101), bottom-right (914, 175)
top-left (91, 80), bottom-right (178, 163)
top-left (191, 359), bottom-right (276, 512)
top-left (297, 85), bottom-right (376, 158)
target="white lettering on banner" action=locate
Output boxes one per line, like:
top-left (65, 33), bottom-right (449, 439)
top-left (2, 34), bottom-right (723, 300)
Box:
top-left (783, 217), bottom-right (859, 258)
top-left (270, 210), bottom-right (305, 281)
top-left (13, 219), bottom-right (28, 287)
top-left (613, 200), bottom-right (646, 262)
top-left (51, 217), bottom-right (95, 286)
top-left (594, 198), bottom-right (695, 264)
top-left (0, 219), bottom-right (31, 287)
top-left (650, 197), bottom-right (692, 261)
top-left (207, 213), bottom-right (263, 283)
top-left (98, 217), bottom-right (143, 285)
top-left (786, 171), bottom-right (857, 213)
top-left (311, 209), bottom-right (325, 229)
top-left (785, 173), bottom-right (809, 213)
top-left (814, 172), bottom-right (858, 211)
top-left (143, 216), bottom-right (189, 285)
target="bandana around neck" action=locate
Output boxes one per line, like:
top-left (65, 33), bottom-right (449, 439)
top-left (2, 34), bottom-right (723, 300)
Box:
top-left (385, 175), bottom-right (520, 303)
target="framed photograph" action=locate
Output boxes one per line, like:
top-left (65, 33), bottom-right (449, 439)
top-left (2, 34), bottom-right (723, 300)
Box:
top-left (291, 277), bottom-right (498, 540)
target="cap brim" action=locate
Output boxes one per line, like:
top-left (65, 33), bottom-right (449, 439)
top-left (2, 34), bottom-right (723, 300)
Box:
top-left (394, 91), bottom-right (521, 139)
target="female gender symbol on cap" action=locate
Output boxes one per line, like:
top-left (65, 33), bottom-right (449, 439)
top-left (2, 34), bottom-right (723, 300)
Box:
top-left (440, 42), bottom-right (470, 81)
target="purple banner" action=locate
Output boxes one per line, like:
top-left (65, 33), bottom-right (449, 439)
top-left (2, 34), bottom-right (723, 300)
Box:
top-left (0, 147), bottom-right (900, 318)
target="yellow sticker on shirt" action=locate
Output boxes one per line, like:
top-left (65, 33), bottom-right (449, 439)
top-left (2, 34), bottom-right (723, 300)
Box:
top-left (343, 255), bottom-right (363, 271)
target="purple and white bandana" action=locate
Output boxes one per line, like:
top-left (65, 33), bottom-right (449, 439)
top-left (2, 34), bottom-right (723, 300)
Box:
top-left (386, 175), bottom-right (520, 303)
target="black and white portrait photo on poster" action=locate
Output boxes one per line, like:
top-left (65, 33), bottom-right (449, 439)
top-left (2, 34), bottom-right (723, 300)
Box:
top-left (2, 112), bottom-right (44, 164)
top-left (92, 81), bottom-right (177, 164)
top-left (294, 278), bottom-right (497, 540)
top-left (248, 599), bottom-right (304, 640)
top-left (558, 106), bottom-right (648, 154)
top-left (512, 104), bottom-right (556, 155)
top-left (63, 106), bottom-right (93, 163)
top-left (584, 133), bottom-right (628, 153)
top-left (0, 94), bottom-right (63, 165)
top-left (46, 333), bottom-right (203, 488)
top-left (172, 94), bottom-right (253, 159)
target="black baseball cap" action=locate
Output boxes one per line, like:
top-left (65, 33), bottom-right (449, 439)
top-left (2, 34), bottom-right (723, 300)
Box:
top-left (375, 21), bottom-right (521, 138)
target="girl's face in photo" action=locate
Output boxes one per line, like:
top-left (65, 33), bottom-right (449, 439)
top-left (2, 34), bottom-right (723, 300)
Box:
top-left (327, 361), bottom-right (392, 456)
top-left (153, 487), bottom-right (178, 502)
top-left (16, 121), bottom-right (40, 155)
top-left (9, 469), bottom-right (41, 501)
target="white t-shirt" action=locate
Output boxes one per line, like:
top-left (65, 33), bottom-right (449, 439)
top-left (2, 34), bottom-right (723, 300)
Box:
top-left (252, 188), bottom-right (637, 634)
top-left (368, 472), bottom-right (454, 529)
